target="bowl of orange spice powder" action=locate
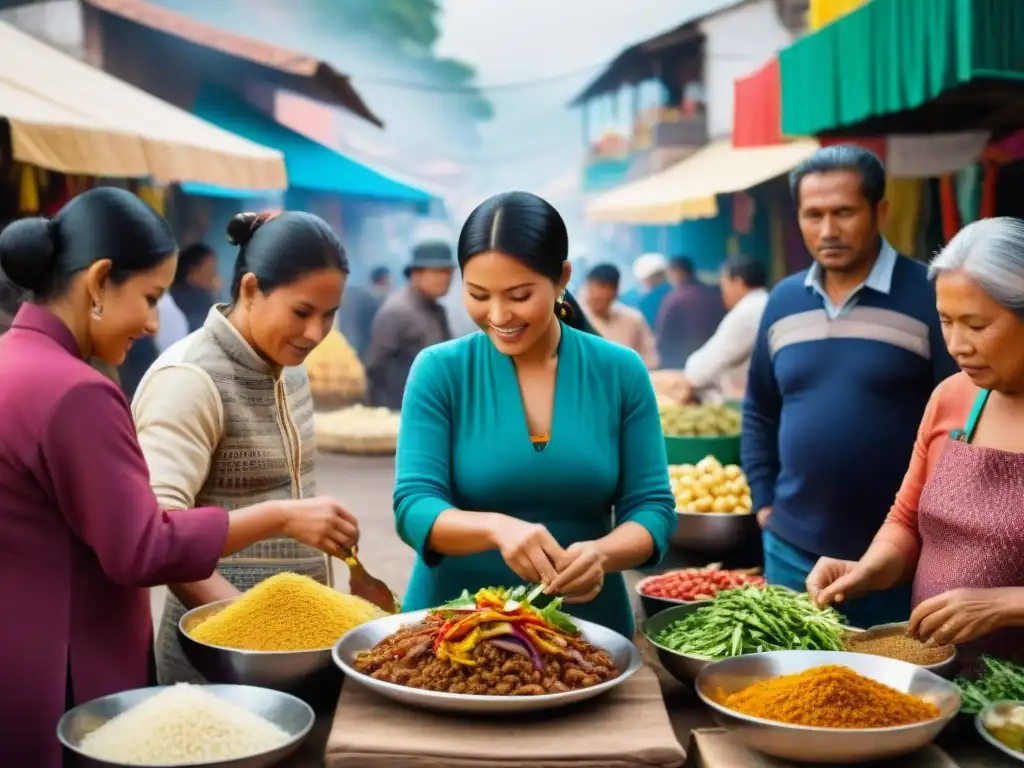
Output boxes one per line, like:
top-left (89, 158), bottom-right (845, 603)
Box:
top-left (695, 650), bottom-right (961, 764)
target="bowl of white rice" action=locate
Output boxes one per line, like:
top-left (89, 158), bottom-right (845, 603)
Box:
top-left (57, 683), bottom-right (314, 767)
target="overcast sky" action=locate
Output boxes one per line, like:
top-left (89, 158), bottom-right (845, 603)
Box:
top-left (436, 0), bottom-right (733, 86)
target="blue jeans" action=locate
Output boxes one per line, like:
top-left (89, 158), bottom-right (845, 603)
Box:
top-left (762, 530), bottom-right (911, 629)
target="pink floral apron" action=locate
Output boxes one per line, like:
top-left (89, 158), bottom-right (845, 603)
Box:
top-left (913, 389), bottom-right (1024, 666)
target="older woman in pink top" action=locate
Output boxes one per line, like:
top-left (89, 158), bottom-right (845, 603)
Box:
top-left (0, 188), bottom-right (359, 768)
top-left (808, 217), bottom-right (1024, 664)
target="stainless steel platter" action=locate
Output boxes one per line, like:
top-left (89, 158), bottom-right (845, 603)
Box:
top-left (332, 608), bottom-right (642, 714)
top-left (57, 684), bottom-right (314, 768)
top-left (695, 650), bottom-right (961, 764)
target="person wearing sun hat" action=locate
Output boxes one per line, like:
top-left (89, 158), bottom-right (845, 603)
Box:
top-left (620, 252), bottom-right (671, 330)
top-left (366, 240), bottom-right (454, 409)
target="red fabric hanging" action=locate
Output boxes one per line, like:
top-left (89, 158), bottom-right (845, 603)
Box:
top-left (939, 174), bottom-right (961, 242)
top-left (733, 58), bottom-right (783, 148)
top-left (979, 159), bottom-right (999, 220)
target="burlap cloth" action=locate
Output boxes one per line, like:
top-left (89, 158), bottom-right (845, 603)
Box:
top-left (682, 728), bottom-right (960, 768)
top-left (325, 665), bottom-right (686, 768)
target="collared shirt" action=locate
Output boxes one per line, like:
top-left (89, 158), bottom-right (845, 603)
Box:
top-left (583, 300), bottom-right (660, 369)
top-left (684, 287), bottom-right (769, 400)
top-left (366, 285), bottom-right (452, 410)
top-left (804, 239), bottom-right (898, 319)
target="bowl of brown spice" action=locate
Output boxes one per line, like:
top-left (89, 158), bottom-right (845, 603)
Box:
top-left (842, 622), bottom-right (958, 678)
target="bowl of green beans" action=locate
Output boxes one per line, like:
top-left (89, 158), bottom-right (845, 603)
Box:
top-left (642, 585), bottom-right (853, 684)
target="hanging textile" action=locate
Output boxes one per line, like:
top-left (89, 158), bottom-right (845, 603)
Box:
top-left (808, 0), bottom-right (869, 30)
top-left (732, 58), bottom-right (782, 148)
top-left (820, 133), bottom-right (990, 179)
top-left (18, 163), bottom-right (39, 214)
top-left (882, 178), bottom-right (923, 256)
top-left (939, 175), bottom-right (961, 242)
top-left (980, 159), bottom-right (999, 220)
top-left (137, 184), bottom-right (166, 217)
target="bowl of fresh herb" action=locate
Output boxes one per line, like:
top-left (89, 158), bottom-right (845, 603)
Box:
top-left (643, 584), bottom-right (850, 684)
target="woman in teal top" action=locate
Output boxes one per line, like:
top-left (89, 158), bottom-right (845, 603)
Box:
top-left (393, 191), bottom-right (676, 637)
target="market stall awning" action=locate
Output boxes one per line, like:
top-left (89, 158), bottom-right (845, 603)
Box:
top-left (81, 0), bottom-right (382, 127)
top-left (192, 87), bottom-right (435, 204)
top-left (0, 21), bottom-right (286, 189)
top-left (780, 0), bottom-right (1024, 137)
top-left (732, 58), bottom-right (782, 148)
top-left (586, 139), bottom-right (819, 225)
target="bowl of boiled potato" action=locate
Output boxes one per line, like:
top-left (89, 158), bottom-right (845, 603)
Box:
top-left (669, 456), bottom-right (757, 552)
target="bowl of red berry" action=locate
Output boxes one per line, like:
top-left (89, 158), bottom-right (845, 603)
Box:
top-left (635, 565), bottom-right (765, 618)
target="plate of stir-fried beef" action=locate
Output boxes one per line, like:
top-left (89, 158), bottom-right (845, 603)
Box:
top-left (332, 585), bottom-right (642, 713)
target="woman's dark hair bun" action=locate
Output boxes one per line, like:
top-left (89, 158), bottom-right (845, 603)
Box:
top-left (226, 213), bottom-right (259, 246)
top-left (0, 217), bottom-right (57, 294)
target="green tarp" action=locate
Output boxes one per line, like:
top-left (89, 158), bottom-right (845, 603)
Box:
top-left (780, 0), bottom-right (1024, 135)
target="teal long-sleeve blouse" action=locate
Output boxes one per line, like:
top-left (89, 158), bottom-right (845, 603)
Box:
top-left (393, 323), bottom-right (676, 637)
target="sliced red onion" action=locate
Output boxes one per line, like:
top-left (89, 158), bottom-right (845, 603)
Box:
top-left (485, 638), bottom-right (531, 658)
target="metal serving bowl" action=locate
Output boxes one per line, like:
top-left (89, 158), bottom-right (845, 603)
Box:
top-left (695, 650), bottom-right (961, 764)
top-left (332, 608), bottom-right (642, 714)
top-left (178, 597), bottom-right (339, 701)
top-left (975, 700), bottom-right (1024, 764)
top-left (634, 573), bottom-right (712, 619)
top-left (670, 510), bottom-right (758, 553)
top-left (842, 622), bottom-right (959, 678)
top-left (642, 602), bottom-right (715, 684)
top-left (58, 684), bottom-right (314, 768)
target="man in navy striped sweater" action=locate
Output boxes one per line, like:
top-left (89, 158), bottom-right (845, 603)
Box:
top-left (742, 146), bottom-right (958, 628)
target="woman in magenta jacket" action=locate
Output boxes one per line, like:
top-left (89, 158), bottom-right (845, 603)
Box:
top-left (0, 188), bottom-right (359, 768)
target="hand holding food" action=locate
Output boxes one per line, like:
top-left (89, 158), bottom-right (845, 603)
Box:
top-left (908, 587), bottom-right (1014, 646)
top-left (489, 516), bottom-right (565, 585)
top-left (548, 541), bottom-right (607, 603)
top-left (670, 456), bottom-right (752, 514)
top-left (806, 556), bottom-right (876, 607)
top-left (280, 495), bottom-right (359, 555)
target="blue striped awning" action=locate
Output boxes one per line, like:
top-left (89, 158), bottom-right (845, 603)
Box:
top-left (188, 86), bottom-right (436, 205)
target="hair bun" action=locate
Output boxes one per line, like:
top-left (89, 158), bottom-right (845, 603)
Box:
top-left (226, 212), bottom-right (259, 246)
top-left (226, 210), bottom-right (281, 246)
top-left (0, 217), bottom-right (57, 294)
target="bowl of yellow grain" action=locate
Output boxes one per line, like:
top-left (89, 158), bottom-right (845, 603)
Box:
top-left (179, 573), bottom-right (389, 707)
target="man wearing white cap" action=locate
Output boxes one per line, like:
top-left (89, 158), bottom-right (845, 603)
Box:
top-left (620, 252), bottom-right (671, 330)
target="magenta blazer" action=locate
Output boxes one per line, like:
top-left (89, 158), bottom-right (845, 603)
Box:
top-left (0, 304), bottom-right (230, 768)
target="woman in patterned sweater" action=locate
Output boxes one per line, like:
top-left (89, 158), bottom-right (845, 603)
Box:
top-left (133, 210), bottom-right (353, 683)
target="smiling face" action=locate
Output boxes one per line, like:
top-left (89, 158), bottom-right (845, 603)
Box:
top-left (86, 255), bottom-right (177, 365)
top-left (462, 250), bottom-right (570, 356)
top-left (936, 269), bottom-right (1024, 393)
top-left (797, 170), bottom-right (888, 275)
top-left (240, 267), bottom-right (345, 367)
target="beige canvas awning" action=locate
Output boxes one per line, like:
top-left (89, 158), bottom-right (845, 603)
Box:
top-left (586, 138), bottom-right (821, 225)
top-left (0, 21), bottom-right (286, 189)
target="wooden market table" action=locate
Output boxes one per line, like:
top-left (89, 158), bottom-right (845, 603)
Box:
top-left (280, 632), bottom-right (1019, 768)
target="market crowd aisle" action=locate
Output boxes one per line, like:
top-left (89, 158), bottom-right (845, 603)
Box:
top-left (150, 455), bottom-right (415, 627)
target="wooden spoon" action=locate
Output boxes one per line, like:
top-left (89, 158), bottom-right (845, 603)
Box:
top-left (340, 545), bottom-right (401, 614)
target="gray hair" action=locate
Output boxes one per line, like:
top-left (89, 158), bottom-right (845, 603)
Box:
top-left (929, 217), bottom-right (1024, 319)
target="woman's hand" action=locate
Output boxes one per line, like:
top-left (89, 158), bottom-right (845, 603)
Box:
top-left (548, 541), bottom-right (607, 604)
top-left (806, 557), bottom-right (877, 608)
top-left (280, 496), bottom-right (359, 555)
top-left (488, 516), bottom-right (565, 585)
top-left (908, 588), bottom-right (1015, 646)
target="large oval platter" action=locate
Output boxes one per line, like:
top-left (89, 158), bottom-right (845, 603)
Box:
top-left (332, 609), bottom-right (642, 714)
